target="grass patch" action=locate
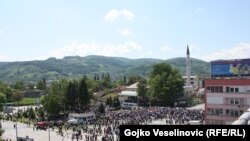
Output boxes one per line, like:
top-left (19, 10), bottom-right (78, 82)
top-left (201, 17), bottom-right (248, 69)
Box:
top-left (12, 97), bottom-right (42, 106)
top-left (19, 97), bottom-right (38, 105)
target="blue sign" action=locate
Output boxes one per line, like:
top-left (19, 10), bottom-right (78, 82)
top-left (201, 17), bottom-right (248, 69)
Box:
top-left (211, 59), bottom-right (250, 77)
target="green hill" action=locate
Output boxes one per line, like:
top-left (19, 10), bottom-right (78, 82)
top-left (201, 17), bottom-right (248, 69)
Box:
top-left (0, 55), bottom-right (210, 83)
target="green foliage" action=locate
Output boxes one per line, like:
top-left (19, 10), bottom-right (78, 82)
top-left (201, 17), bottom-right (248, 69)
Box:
top-left (79, 78), bottom-right (91, 112)
top-left (127, 75), bottom-right (142, 85)
top-left (137, 78), bottom-right (148, 106)
top-left (19, 97), bottom-right (37, 105)
top-left (0, 56), bottom-right (209, 83)
top-left (12, 90), bottom-right (24, 102)
top-left (149, 63), bottom-right (185, 106)
top-left (36, 78), bottom-right (46, 90)
top-left (97, 103), bottom-right (105, 114)
top-left (42, 94), bottom-right (64, 116)
top-left (42, 80), bottom-right (68, 116)
top-left (106, 96), bottom-right (112, 106)
top-left (28, 108), bottom-right (36, 119)
top-left (14, 80), bottom-right (25, 90)
top-left (0, 92), bottom-right (5, 111)
top-left (112, 96), bottom-right (120, 108)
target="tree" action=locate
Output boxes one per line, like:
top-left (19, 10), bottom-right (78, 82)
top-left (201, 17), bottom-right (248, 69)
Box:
top-left (79, 78), bottom-right (91, 112)
top-left (137, 78), bottom-right (148, 106)
top-left (0, 92), bottom-right (6, 111)
top-left (14, 80), bottom-right (25, 90)
top-left (42, 94), bottom-right (64, 116)
top-left (106, 96), bottom-right (112, 106)
top-left (65, 81), bottom-right (78, 112)
top-left (127, 75), bottom-right (141, 85)
top-left (149, 63), bottom-right (184, 106)
top-left (36, 78), bottom-right (46, 90)
top-left (98, 103), bottom-right (105, 114)
top-left (12, 90), bottom-right (24, 104)
top-left (28, 108), bottom-right (36, 120)
top-left (113, 96), bottom-right (120, 108)
top-left (42, 79), bottom-right (67, 116)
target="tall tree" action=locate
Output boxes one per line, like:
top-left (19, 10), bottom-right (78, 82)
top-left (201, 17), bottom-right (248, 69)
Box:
top-left (66, 81), bottom-right (78, 112)
top-left (44, 79), bottom-right (68, 114)
top-left (79, 78), bottom-right (90, 112)
top-left (42, 94), bottom-right (64, 117)
top-left (137, 78), bottom-right (148, 106)
top-left (149, 63), bottom-right (184, 106)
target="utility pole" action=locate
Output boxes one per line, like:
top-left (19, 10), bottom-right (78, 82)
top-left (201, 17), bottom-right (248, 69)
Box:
top-left (16, 121), bottom-right (18, 140)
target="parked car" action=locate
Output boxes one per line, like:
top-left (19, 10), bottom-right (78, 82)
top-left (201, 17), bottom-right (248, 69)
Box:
top-left (36, 121), bottom-right (47, 130)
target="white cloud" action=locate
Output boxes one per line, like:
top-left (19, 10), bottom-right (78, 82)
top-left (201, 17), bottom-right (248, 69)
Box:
top-left (201, 43), bottom-right (250, 61)
top-left (120, 9), bottom-right (134, 20)
top-left (104, 9), bottom-right (120, 22)
top-left (118, 28), bottom-right (132, 36)
top-left (161, 45), bottom-right (173, 52)
top-left (0, 29), bottom-right (3, 34)
top-left (51, 41), bottom-right (142, 58)
top-left (104, 9), bottom-right (134, 22)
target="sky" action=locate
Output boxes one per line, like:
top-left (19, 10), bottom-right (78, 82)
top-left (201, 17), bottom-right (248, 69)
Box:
top-left (0, 0), bottom-right (250, 62)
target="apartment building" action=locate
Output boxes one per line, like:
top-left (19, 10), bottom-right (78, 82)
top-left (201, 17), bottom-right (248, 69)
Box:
top-left (205, 79), bottom-right (250, 124)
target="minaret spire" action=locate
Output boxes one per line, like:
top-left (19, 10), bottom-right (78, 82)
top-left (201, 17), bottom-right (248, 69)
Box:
top-left (186, 44), bottom-right (191, 87)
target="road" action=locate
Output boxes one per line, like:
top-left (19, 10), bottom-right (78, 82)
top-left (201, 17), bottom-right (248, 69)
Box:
top-left (2, 120), bottom-right (76, 141)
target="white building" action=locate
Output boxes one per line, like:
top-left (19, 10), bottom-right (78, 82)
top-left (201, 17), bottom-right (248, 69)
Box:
top-left (119, 82), bottom-right (139, 107)
top-left (183, 75), bottom-right (199, 88)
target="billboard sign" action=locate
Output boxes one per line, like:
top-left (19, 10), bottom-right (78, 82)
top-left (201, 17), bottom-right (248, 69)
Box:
top-left (211, 59), bottom-right (250, 77)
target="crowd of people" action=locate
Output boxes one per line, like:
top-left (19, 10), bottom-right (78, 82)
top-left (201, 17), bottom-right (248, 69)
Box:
top-left (2, 106), bottom-right (204, 141)
top-left (58, 106), bottom-right (204, 141)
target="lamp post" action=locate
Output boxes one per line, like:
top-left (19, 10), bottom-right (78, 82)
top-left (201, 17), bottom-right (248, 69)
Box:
top-left (48, 116), bottom-right (50, 141)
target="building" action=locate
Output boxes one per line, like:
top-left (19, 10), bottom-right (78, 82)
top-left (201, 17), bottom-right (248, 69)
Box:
top-left (21, 90), bottom-right (45, 98)
top-left (182, 75), bottom-right (200, 88)
top-left (119, 82), bottom-right (139, 107)
top-left (205, 79), bottom-right (250, 124)
top-left (205, 58), bottom-right (250, 125)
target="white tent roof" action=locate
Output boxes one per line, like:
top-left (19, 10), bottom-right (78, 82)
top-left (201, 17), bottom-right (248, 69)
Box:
top-left (119, 91), bottom-right (137, 97)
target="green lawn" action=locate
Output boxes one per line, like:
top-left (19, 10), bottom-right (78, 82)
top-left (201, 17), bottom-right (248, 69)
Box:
top-left (18, 97), bottom-right (39, 105)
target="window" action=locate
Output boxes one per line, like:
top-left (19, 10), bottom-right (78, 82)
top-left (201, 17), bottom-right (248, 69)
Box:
top-left (230, 88), bottom-right (234, 93)
top-left (230, 99), bottom-right (234, 105)
top-left (235, 111), bottom-right (239, 117)
top-left (219, 87), bottom-right (223, 92)
top-left (207, 86), bottom-right (211, 92)
top-left (226, 87), bottom-right (229, 92)
top-left (235, 98), bottom-right (239, 105)
top-left (235, 88), bottom-right (239, 93)
top-left (211, 87), bottom-right (214, 92)
top-left (215, 87), bottom-right (219, 92)
top-left (226, 109), bottom-right (229, 116)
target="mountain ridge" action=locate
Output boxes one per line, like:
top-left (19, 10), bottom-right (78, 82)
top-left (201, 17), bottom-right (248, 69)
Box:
top-left (0, 55), bottom-right (210, 83)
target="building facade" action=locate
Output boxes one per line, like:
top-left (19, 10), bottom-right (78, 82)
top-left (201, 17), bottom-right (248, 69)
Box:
top-left (205, 79), bottom-right (250, 124)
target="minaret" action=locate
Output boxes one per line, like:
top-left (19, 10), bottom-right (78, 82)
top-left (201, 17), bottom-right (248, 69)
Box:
top-left (186, 45), bottom-right (191, 87)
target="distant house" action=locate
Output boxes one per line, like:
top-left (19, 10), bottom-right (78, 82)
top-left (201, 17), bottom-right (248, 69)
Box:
top-left (119, 82), bottom-right (139, 107)
top-left (21, 90), bottom-right (45, 98)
